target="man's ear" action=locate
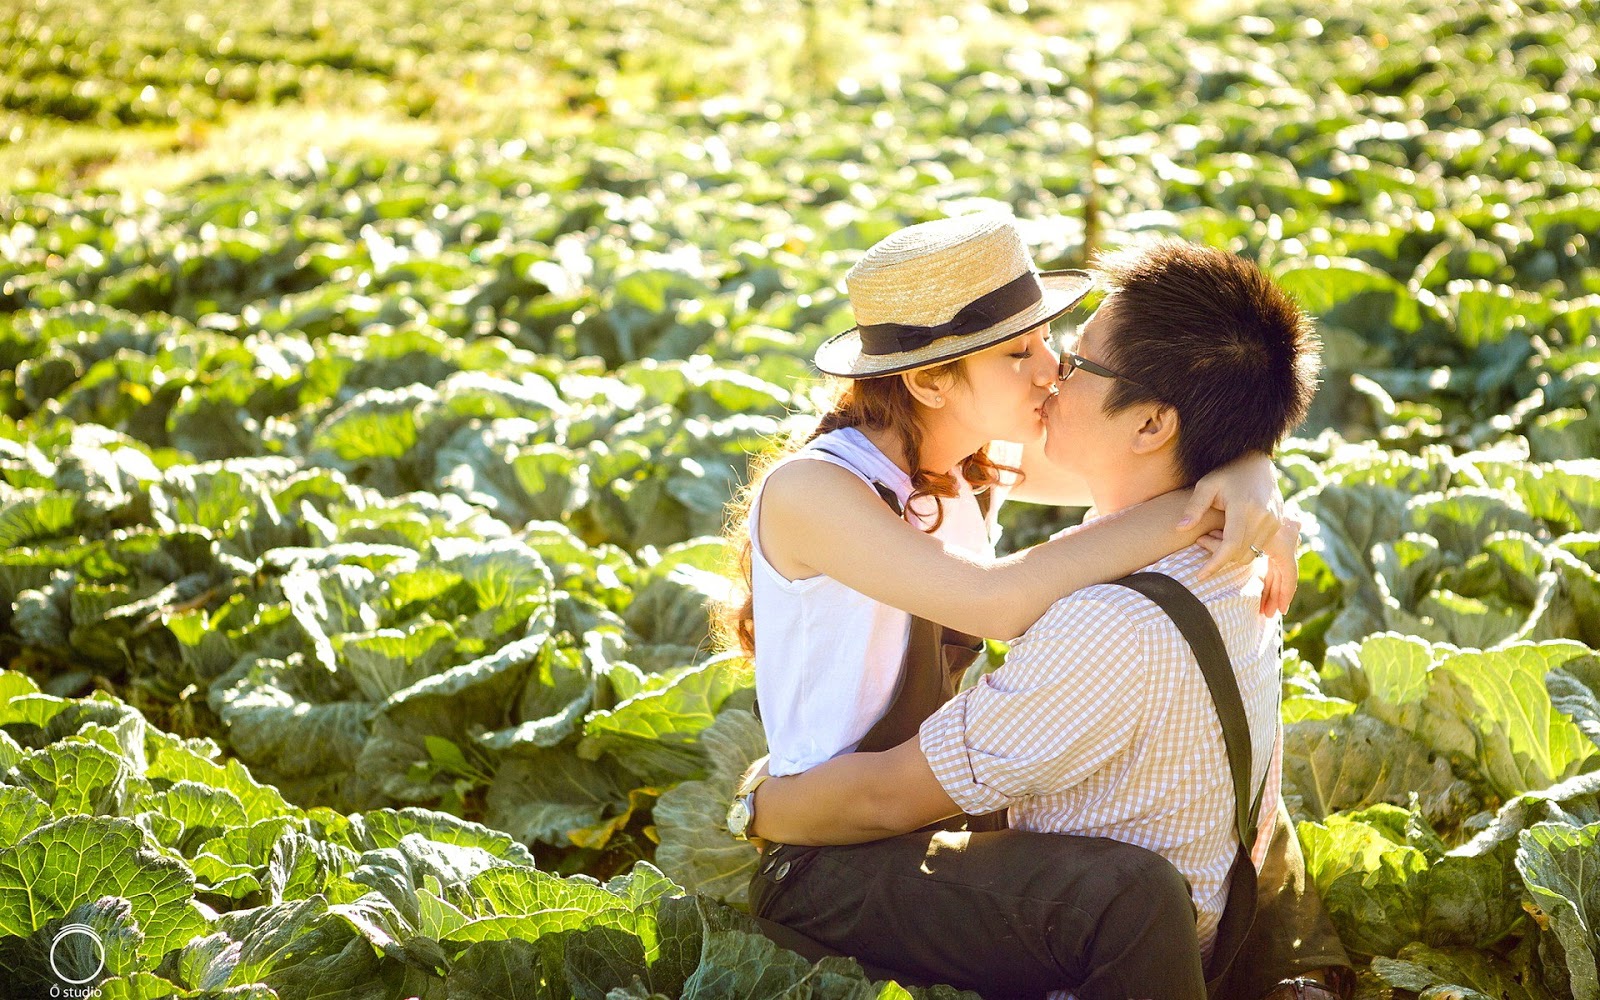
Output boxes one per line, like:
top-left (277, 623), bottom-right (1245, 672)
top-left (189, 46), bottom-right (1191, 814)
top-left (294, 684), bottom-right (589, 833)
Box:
top-left (901, 368), bottom-right (949, 408)
top-left (1131, 403), bottom-right (1179, 455)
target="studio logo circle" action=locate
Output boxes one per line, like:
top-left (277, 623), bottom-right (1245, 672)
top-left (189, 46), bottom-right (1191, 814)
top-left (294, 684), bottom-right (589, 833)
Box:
top-left (49, 923), bottom-right (105, 985)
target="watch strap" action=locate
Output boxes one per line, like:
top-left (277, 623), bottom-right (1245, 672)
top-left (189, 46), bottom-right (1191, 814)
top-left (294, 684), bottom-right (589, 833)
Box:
top-left (737, 758), bottom-right (772, 797)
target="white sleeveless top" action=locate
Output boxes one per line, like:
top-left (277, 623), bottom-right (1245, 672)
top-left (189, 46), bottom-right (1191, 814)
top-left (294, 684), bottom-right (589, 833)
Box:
top-left (750, 427), bottom-right (1013, 776)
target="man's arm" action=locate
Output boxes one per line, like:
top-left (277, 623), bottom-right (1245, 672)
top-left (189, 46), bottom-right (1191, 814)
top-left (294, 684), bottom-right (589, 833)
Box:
top-left (747, 597), bottom-right (1148, 847)
top-left (749, 739), bottom-right (959, 846)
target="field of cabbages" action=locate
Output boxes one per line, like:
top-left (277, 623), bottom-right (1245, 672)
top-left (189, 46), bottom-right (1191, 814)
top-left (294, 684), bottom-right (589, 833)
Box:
top-left (1, 0), bottom-right (1598, 996)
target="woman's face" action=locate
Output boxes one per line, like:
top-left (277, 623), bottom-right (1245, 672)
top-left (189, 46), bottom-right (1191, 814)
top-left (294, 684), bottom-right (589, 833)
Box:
top-left (941, 324), bottom-right (1059, 447)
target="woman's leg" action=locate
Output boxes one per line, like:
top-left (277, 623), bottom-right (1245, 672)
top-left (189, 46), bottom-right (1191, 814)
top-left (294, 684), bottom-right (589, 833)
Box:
top-left (750, 828), bottom-right (1206, 1000)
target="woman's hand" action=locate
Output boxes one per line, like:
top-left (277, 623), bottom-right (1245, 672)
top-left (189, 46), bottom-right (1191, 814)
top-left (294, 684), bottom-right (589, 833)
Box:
top-left (1258, 516), bottom-right (1301, 616)
top-left (1194, 515), bottom-right (1302, 616)
top-left (1181, 451), bottom-right (1284, 580)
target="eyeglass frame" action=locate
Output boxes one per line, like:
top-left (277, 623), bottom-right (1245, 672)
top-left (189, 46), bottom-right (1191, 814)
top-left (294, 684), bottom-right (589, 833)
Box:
top-left (1056, 351), bottom-right (1152, 393)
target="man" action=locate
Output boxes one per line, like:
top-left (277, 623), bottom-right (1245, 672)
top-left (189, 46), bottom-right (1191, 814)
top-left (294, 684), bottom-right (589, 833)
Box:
top-left (745, 241), bottom-right (1343, 999)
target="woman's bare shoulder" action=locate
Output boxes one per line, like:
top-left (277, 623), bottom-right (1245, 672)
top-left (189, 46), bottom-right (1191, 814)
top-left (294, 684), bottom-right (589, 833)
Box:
top-left (761, 455), bottom-right (877, 516)
top-left (757, 456), bottom-right (894, 578)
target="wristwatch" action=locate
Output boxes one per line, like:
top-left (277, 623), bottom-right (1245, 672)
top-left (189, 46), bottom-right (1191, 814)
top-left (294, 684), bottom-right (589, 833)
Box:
top-left (726, 770), bottom-right (771, 840)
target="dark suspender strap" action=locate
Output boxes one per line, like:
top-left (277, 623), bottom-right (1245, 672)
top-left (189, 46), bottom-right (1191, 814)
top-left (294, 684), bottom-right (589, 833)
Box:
top-left (1108, 572), bottom-right (1265, 849)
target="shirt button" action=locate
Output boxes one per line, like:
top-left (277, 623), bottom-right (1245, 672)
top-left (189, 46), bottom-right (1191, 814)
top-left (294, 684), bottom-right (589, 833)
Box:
top-left (774, 861), bottom-right (792, 881)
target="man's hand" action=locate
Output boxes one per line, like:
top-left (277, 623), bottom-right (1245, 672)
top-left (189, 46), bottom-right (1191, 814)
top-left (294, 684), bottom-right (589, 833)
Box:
top-left (1181, 451), bottom-right (1284, 580)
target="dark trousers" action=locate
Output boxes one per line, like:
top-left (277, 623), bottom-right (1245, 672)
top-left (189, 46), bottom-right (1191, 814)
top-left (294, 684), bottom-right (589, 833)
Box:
top-left (749, 828), bottom-right (1207, 1000)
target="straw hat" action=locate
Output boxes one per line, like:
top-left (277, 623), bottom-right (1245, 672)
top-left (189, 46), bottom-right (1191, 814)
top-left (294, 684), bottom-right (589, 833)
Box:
top-left (814, 214), bottom-right (1094, 378)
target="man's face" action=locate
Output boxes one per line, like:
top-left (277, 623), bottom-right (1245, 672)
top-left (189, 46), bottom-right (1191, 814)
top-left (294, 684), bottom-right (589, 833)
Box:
top-left (1041, 296), bottom-right (1140, 478)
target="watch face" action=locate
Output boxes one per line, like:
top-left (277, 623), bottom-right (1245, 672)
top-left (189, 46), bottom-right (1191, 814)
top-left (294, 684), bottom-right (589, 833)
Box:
top-left (726, 798), bottom-right (751, 838)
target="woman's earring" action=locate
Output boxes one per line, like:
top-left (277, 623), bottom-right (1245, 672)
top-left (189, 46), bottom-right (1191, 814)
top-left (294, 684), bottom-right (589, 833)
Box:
top-left (933, 395), bottom-right (943, 406)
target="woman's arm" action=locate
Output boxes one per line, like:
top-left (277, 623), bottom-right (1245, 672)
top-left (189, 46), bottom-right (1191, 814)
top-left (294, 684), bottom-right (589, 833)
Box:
top-left (759, 459), bottom-right (1225, 640)
top-left (1009, 442), bottom-right (1284, 579)
top-left (1175, 451), bottom-right (1287, 578)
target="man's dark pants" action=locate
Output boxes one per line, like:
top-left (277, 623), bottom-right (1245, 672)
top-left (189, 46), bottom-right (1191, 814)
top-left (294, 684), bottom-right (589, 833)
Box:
top-left (750, 827), bottom-right (1207, 1000)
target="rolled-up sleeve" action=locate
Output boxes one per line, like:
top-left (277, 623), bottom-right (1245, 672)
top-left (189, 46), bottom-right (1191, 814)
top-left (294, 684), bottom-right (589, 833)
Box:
top-left (919, 594), bottom-right (1146, 815)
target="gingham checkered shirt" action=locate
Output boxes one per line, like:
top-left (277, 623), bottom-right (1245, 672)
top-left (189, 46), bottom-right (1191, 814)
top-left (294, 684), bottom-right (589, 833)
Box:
top-left (919, 542), bottom-right (1283, 963)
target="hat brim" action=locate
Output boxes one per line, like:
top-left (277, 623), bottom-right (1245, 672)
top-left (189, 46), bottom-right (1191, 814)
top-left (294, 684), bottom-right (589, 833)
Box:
top-left (813, 270), bottom-right (1096, 378)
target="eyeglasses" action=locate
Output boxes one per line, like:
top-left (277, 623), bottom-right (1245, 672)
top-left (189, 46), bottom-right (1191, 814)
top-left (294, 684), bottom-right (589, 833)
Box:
top-left (1057, 352), bottom-right (1149, 391)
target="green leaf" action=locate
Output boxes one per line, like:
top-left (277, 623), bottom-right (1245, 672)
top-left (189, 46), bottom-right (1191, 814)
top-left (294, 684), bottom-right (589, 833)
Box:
top-left (279, 562), bottom-right (393, 673)
top-left (1298, 805), bottom-right (1523, 957)
top-left (510, 443), bottom-right (590, 523)
top-left (209, 895), bottom-right (334, 985)
top-left (1276, 256), bottom-right (1422, 333)
top-left (264, 829), bottom-right (361, 906)
top-left (191, 817), bottom-right (299, 899)
top-left (1327, 636), bottom-right (1598, 799)
top-left (1282, 713), bottom-right (1478, 826)
top-left (0, 785), bottom-right (51, 845)
top-left (1402, 489), bottom-right (1541, 563)
top-left (1372, 942), bottom-right (1559, 1000)
top-left (0, 816), bottom-right (206, 966)
top-left (0, 895), bottom-right (148, 992)
top-left (653, 709), bottom-right (766, 906)
top-left (342, 807), bottom-right (537, 868)
top-left (334, 621), bottom-right (462, 703)
top-left (622, 563), bottom-right (727, 651)
top-left (484, 748), bottom-right (632, 847)
top-left (446, 938), bottom-right (555, 1000)
top-left (1548, 655), bottom-right (1600, 752)
top-left (330, 835), bottom-right (514, 962)
top-left (1299, 484), bottom-right (1409, 647)
top-left (139, 780), bottom-right (249, 833)
top-left (431, 536), bottom-right (556, 634)
top-left (359, 628), bottom-right (551, 803)
top-left (206, 656), bottom-right (376, 795)
top-left (0, 490), bottom-right (79, 548)
top-left (1446, 281), bottom-right (1555, 350)
top-left (1516, 822), bottom-right (1600, 1000)
top-left (480, 642), bottom-right (597, 753)
top-left (0, 669), bottom-right (42, 700)
top-left (566, 926), bottom-right (650, 1000)
top-left (169, 931), bottom-right (246, 991)
top-left (439, 861), bottom-right (671, 947)
top-left (310, 385), bottom-right (429, 464)
top-left (680, 928), bottom-right (815, 999)
top-left (1475, 460), bottom-right (1600, 534)
top-left (9, 739), bottom-right (132, 818)
top-left (150, 463), bottom-right (285, 537)
top-left (144, 730), bottom-right (300, 826)
top-left (1444, 643), bottom-right (1598, 797)
top-left (579, 654), bottom-right (752, 784)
